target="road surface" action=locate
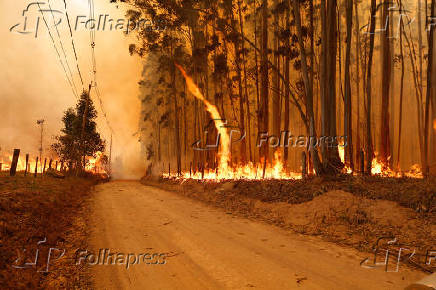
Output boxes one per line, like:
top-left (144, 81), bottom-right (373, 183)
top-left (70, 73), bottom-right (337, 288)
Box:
top-left (90, 181), bottom-right (424, 289)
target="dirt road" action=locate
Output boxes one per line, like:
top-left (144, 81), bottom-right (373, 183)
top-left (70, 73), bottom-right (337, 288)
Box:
top-left (90, 181), bottom-right (424, 289)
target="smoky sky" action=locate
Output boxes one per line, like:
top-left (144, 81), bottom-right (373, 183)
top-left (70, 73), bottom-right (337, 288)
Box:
top-left (0, 0), bottom-right (145, 178)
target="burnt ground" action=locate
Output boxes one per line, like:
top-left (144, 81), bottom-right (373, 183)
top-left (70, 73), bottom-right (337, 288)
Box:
top-left (143, 175), bottom-right (436, 273)
top-left (0, 172), bottom-right (102, 289)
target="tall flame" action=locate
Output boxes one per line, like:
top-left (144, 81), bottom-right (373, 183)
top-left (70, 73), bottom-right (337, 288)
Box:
top-left (170, 65), bottom-right (422, 181)
top-left (175, 64), bottom-right (230, 173)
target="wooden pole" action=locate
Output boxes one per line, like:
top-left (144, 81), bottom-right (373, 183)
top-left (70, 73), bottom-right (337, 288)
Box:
top-left (80, 84), bottom-right (93, 171)
top-left (262, 157), bottom-right (267, 179)
top-left (60, 161), bottom-right (64, 172)
top-left (189, 162), bottom-right (192, 177)
top-left (34, 157), bottom-right (39, 177)
top-left (48, 159), bottom-right (52, 169)
top-left (55, 161), bottom-right (58, 171)
top-left (360, 150), bottom-right (365, 174)
top-left (168, 163), bottom-right (171, 177)
top-left (43, 158), bottom-right (47, 174)
top-left (24, 154), bottom-right (29, 176)
top-left (301, 151), bottom-right (307, 178)
top-left (10, 149), bottom-right (20, 176)
top-left (0, 163), bottom-right (2, 172)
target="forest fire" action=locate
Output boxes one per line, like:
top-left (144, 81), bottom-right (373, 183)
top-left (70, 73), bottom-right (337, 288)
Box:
top-left (0, 152), bottom-right (35, 172)
top-left (164, 66), bottom-right (424, 182)
top-left (85, 151), bottom-right (108, 174)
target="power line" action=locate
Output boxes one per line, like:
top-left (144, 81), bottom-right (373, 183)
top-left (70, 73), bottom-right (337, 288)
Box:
top-left (62, 0), bottom-right (85, 88)
top-left (87, 0), bottom-right (115, 135)
top-left (47, 0), bottom-right (79, 97)
top-left (36, 2), bottom-right (78, 98)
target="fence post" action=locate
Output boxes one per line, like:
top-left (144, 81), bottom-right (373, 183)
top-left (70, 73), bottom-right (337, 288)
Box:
top-left (34, 157), bottom-right (39, 177)
top-left (24, 154), bottom-right (29, 176)
top-left (10, 149), bottom-right (20, 176)
top-left (43, 158), bottom-right (47, 174)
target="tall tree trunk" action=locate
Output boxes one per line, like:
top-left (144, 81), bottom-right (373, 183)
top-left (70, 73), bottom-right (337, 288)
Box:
top-left (397, 0), bottom-right (405, 170)
top-left (344, 0), bottom-right (353, 170)
top-left (231, 7), bottom-right (247, 164)
top-left (293, 0), bottom-right (323, 175)
top-left (354, 0), bottom-right (361, 169)
top-left (424, 0), bottom-right (435, 176)
top-left (172, 60), bottom-right (181, 175)
top-left (260, 0), bottom-right (269, 161)
top-left (272, 0), bottom-right (280, 156)
top-left (366, 0), bottom-right (377, 174)
top-left (380, 1), bottom-right (391, 164)
top-left (283, 0), bottom-right (290, 169)
top-left (238, 0), bottom-right (253, 163)
top-left (322, 0), bottom-right (342, 172)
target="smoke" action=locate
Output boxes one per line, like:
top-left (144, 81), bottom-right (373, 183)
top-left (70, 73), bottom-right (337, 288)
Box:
top-left (0, 0), bottom-right (145, 179)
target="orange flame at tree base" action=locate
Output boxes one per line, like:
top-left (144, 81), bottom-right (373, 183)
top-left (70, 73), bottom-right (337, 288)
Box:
top-left (168, 65), bottom-right (423, 181)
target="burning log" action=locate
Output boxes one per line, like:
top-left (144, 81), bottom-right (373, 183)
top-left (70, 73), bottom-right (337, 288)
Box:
top-left (9, 149), bottom-right (20, 176)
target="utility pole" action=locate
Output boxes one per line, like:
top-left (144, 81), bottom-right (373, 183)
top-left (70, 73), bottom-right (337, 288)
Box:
top-left (80, 83), bottom-right (92, 171)
top-left (36, 119), bottom-right (45, 164)
top-left (109, 133), bottom-right (112, 175)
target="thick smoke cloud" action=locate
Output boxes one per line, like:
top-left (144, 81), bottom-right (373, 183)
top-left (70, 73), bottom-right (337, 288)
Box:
top-left (0, 0), bottom-right (145, 179)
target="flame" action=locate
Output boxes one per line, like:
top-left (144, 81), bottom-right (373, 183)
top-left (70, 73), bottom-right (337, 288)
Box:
top-left (85, 151), bottom-right (106, 173)
top-left (166, 65), bottom-right (422, 181)
top-left (433, 119), bottom-right (436, 131)
top-left (370, 153), bottom-right (423, 178)
top-left (0, 152), bottom-right (41, 172)
top-left (0, 150), bottom-right (107, 174)
top-left (176, 64), bottom-right (231, 174)
top-left (338, 144), bottom-right (353, 174)
top-left (164, 151), bottom-right (302, 181)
